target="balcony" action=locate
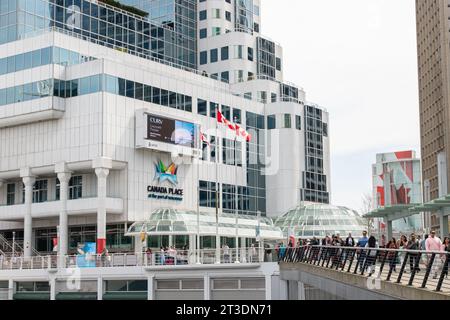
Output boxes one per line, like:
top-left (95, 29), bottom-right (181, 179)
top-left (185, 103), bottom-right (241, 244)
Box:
top-left (0, 197), bottom-right (124, 221)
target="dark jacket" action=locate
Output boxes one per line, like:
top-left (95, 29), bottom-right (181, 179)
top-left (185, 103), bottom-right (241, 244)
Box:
top-left (345, 237), bottom-right (355, 247)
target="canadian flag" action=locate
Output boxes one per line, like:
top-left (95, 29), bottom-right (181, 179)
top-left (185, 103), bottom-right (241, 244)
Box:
top-left (217, 110), bottom-right (236, 131)
top-left (217, 109), bottom-right (252, 142)
top-left (235, 123), bottom-right (252, 142)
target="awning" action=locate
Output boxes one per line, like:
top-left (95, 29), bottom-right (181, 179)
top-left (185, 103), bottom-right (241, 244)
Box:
top-left (363, 204), bottom-right (418, 221)
top-left (126, 208), bottom-right (284, 240)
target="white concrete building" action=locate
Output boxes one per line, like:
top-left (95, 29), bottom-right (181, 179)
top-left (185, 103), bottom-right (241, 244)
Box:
top-left (0, 0), bottom-right (330, 260)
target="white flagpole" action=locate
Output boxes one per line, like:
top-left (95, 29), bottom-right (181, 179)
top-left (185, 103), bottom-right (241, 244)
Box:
top-left (196, 134), bottom-right (201, 264)
top-left (234, 118), bottom-right (240, 263)
top-left (215, 108), bottom-right (221, 264)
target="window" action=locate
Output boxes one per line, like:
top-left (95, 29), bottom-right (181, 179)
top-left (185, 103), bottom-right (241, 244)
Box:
top-left (199, 28), bottom-right (207, 39)
top-left (244, 92), bottom-right (252, 100)
top-left (271, 93), bottom-right (277, 103)
top-left (276, 57), bottom-right (282, 71)
top-left (234, 45), bottom-right (243, 59)
top-left (210, 102), bottom-right (219, 118)
top-left (212, 9), bottom-right (221, 19)
top-left (221, 105), bottom-right (231, 120)
top-left (199, 10), bottom-right (207, 21)
top-left (198, 99), bottom-right (207, 116)
top-left (323, 123), bottom-right (328, 137)
top-left (254, 22), bottom-right (260, 33)
top-left (210, 136), bottom-right (217, 163)
top-left (221, 46), bottom-right (229, 61)
top-left (257, 91), bottom-right (267, 103)
top-left (284, 114), bottom-right (292, 129)
top-left (33, 180), bottom-right (48, 203)
top-left (233, 109), bottom-right (241, 124)
top-left (7, 183), bottom-right (15, 206)
top-left (267, 115), bottom-right (276, 130)
top-left (69, 176), bottom-right (83, 200)
top-left (296, 115), bottom-right (302, 130)
top-left (248, 47), bottom-right (254, 61)
top-left (221, 71), bottom-right (229, 83)
top-left (200, 51), bottom-right (207, 65)
top-left (212, 27), bottom-right (221, 36)
top-left (199, 181), bottom-right (218, 208)
top-left (210, 49), bottom-right (218, 63)
top-left (225, 11), bottom-right (231, 21)
top-left (235, 70), bottom-right (244, 83)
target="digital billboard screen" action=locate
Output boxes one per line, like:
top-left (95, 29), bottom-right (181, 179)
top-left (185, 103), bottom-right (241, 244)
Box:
top-left (146, 113), bottom-right (196, 148)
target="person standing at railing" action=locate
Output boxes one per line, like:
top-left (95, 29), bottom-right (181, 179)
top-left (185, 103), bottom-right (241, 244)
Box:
top-left (160, 247), bottom-right (166, 266)
top-left (278, 243), bottom-right (286, 261)
top-left (397, 235), bottom-right (408, 268)
top-left (387, 238), bottom-right (399, 272)
top-left (406, 233), bottom-right (420, 274)
top-left (420, 234), bottom-right (429, 268)
top-left (441, 237), bottom-right (450, 279)
top-left (425, 230), bottom-right (443, 279)
top-left (146, 248), bottom-right (152, 266)
top-left (356, 231), bottom-right (369, 272)
top-left (365, 236), bottom-right (379, 276)
top-left (223, 244), bottom-right (230, 263)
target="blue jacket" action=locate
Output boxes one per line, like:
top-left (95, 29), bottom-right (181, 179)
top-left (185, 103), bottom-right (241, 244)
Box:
top-left (357, 236), bottom-right (368, 248)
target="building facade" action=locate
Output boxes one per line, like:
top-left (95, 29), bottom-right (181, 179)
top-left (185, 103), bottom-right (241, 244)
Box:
top-left (415, 0), bottom-right (450, 233)
top-left (0, 0), bottom-right (331, 257)
top-left (371, 151), bottom-right (423, 236)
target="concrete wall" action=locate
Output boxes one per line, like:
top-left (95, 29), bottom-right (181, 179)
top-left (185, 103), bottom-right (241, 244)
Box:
top-left (280, 262), bottom-right (450, 301)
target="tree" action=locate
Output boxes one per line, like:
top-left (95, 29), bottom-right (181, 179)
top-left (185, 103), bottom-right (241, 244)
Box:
top-left (361, 193), bottom-right (375, 234)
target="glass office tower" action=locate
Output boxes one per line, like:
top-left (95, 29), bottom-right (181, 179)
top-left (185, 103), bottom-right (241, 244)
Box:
top-left (0, 0), bottom-right (196, 69)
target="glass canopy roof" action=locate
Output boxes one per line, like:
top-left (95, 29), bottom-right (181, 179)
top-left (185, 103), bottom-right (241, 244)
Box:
top-left (126, 208), bottom-right (284, 240)
top-left (274, 203), bottom-right (368, 239)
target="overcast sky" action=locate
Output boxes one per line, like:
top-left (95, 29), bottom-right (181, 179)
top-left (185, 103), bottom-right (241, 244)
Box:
top-left (262, 0), bottom-right (420, 212)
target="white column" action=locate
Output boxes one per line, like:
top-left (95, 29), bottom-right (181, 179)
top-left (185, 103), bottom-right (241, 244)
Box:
top-left (265, 274), bottom-right (272, 300)
top-left (189, 235), bottom-right (195, 264)
top-left (259, 239), bottom-right (264, 263)
top-left (215, 235), bottom-right (221, 264)
top-left (50, 278), bottom-right (56, 301)
top-left (56, 164), bottom-right (71, 267)
top-left (147, 276), bottom-right (154, 300)
top-left (21, 168), bottom-right (35, 258)
top-left (8, 279), bottom-right (13, 300)
top-left (440, 214), bottom-right (449, 237)
top-left (97, 277), bottom-right (103, 300)
top-left (93, 158), bottom-right (112, 254)
top-left (203, 274), bottom-right (210, 300)
top-left (386, 219), bottom-right (393, 241)
top-left (240, 237), bottom-right (247, 263)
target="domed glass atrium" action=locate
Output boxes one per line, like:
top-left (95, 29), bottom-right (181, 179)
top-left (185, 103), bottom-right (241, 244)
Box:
top-left (273, 203), bottom-right (368, 239)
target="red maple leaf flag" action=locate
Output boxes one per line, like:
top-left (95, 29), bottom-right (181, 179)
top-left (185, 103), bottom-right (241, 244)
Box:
top-left (217, 109), bottom-right (236, 131)
top-left (235, 123), bottom-right (252, 142)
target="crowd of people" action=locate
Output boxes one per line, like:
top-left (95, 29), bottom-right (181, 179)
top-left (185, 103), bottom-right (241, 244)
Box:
top-left (277, 230), bottom-right (450, 279)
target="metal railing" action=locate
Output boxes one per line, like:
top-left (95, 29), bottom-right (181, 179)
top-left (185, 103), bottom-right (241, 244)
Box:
top-left (0, 247), bottom-right (265, 270)
top-left (281, 245), bottom-right (450, 293)
top-left (0, 234), bottom-right (41, 257)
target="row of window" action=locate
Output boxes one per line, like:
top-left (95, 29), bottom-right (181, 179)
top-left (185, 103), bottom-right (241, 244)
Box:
top-left (0, 46), bottom-right (96, 76)
top-left (200, 45), bottom-right (253, 64)
top-left (267, 114), bottom-right (302, 130)
top-left (199, 180), bottom-right (265, 215)
top-left (5, 176), bottom-right (83, 206)
top-left (199, 8), bottom-right (232, 22)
